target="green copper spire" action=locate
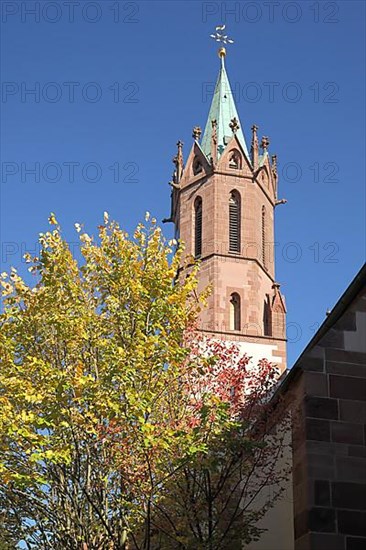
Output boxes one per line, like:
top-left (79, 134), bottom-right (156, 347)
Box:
top-left (201, 49), bottom-right (250, 161)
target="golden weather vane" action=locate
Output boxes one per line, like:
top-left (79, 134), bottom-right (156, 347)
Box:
top-left (210, 24), bottom-right (234, 45)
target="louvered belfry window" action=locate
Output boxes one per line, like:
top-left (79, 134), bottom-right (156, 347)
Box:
top-left (194, 197), bottom-right (202, 258)
top-left (262, 206), bottom-right (266, 268)
top-left (229, 191), bottom-right (241, 253)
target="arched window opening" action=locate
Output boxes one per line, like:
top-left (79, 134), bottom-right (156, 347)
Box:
top-left (229, 191), bottom-right (241, 253)
top-left (228, 150), bottom-right (242, 169)
top-left (262, 205), bottom-right (267, 268)
top-left (263, 300), bottom-right (271, 336)
top-left (193, 157), bottom-right (203, 176)
top-left (194, 197), bottom-right (202, 258)
top-left (230, 293), bottom-right (241, 331)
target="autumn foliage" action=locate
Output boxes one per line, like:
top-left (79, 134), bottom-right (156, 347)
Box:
top-left (0, 214), bottom-right (290, 549)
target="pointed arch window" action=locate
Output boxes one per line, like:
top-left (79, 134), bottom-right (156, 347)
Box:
top-left (263, 299), bottom-right (271, 336)
top-left (262, 205), bottom-right (267, 268)
top-left (194, 197), bottom-right (202, 258)
top-left (228, 149), bottom-right (242, 170)
top-left (230, 293), bottom-right (241, 331)
top-left (229, 191), bottom-right (241, 253)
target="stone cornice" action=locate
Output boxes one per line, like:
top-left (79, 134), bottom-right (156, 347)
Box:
top-left (180, 170), bottom-right (276, 207)
top-left (200, 328), bottom-right (287, 343)
top-left (198, 252), bottom-right (275, 282)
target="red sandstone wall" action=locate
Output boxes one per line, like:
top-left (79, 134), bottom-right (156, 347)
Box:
top-left (290, 287), bottom-right (366, 550)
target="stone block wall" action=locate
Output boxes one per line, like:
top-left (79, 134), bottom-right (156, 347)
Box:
top-left (291, 286), bottom-right (366, 550)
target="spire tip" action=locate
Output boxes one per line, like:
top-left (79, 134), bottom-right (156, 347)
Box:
top-left (218, 47), bottom-right (226, 59)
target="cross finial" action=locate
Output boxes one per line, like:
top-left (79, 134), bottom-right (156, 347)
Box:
top-left (192, 126), bottom-right (202, 141)
top-left (229, 117), bottom-right (240, 134)
top-left (260, 136), bottom-right (270, 150)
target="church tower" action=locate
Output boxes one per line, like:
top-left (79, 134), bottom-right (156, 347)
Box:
top-left (167, 46), bottom-right (287, 372)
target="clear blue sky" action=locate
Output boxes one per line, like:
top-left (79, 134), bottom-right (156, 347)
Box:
top-left (1, 0), bottom-right (365, 367)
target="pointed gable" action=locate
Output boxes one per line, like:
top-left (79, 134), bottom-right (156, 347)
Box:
top-left (216, 134), bottom-right (253, 175)
top-left (180, 141), bottom-right (211, 188)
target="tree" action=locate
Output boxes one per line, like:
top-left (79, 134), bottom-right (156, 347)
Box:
top-left (0, 213), bottom-right (210, 548)
top-left (148, 336), bottom-right (291, 550)
top-left (0, 213), bottom-right (290, 549)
